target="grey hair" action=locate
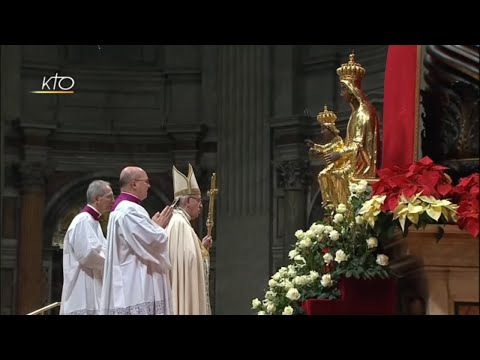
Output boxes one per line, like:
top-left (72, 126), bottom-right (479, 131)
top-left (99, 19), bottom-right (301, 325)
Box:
top-left (86, 180), bottom-right (111, 204)
top-left (176, 196), bottom-right (189, 208)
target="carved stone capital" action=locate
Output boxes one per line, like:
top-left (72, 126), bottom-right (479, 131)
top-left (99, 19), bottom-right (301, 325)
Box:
top-left (17, 161), bottom-right (53, 192)
top-left (276, 159), bottom-right (312, 190)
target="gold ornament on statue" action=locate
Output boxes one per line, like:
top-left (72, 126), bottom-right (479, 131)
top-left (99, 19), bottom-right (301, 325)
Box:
top-left (317, 105), bottom-right (340, 135)
top-left (336, 51), bottom-right (379, 181)
top-left (336, 51), bottom-right (366, 84)
top-left (305, 105), bottom-right (352, 207)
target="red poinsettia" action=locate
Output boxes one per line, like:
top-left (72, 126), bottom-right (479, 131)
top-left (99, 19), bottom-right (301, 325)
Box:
top-left (450, 173), bottom-right (479, 238)
top-left (372, 156), bottom-right (453, 212)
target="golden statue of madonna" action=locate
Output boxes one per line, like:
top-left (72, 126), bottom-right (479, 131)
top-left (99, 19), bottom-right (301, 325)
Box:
top-left (305, 52), bottom-right (380, 207)
top-left (305, 106), bottom-right (352, 207)
top-left (327, 52), bottom-right (380, 180)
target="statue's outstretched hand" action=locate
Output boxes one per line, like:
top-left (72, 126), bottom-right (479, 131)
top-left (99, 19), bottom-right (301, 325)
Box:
top-left (304, 139), bottom-right (315, 149)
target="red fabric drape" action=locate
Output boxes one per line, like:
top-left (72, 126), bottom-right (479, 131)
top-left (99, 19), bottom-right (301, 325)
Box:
top-left (381, 45), bottom-right (419, 170)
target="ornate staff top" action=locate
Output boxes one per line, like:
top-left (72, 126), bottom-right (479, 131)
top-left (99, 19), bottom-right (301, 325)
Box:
top-left (206, 173), bottom-right (218, 238)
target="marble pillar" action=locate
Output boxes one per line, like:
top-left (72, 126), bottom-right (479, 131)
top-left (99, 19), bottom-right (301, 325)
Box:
top-left (215, 45), bottom-right (271, 314)
top-left (16, 161), bottom-right (48, 314)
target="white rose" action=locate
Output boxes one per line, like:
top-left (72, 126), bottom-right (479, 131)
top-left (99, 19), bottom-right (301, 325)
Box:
top-left (320, 274), bottom-right (332, 287)
top-left (265, 291), bottom-right (275, 301)
top-left (317, 233), bottom-right (328, 242)
top-left (304, 275), bottom-right (314, 285)
top-left (287, 267), bottom-right (297, 278)
top-left (329, 230), bottom-right (340, 241)
top-left (309, 223), bottom-right (322, 235)
top-left (315, 224), bottom-right (325, 235)
top-left (282, 306), bottom-right (294, 315)
top-left (309, 271), bottom-right (319, 280)
top-left (335, 249), bottom-right (348, 263)
top-left (323, 253), bottom-right (333, 264)
top-left (359, 179), bottom-right (368, 186)
top-left (283, 280), bottom-right (293, 290)
top-left (333, 213), bottom-right (344, 224)
top-left (272, 272), bottom-right (281, 281)
top-left (305, 230), bottom-right (315, 240)
top-left (251, 298), bottom-right (262, 309)
top-left (266, 302), bottom-right (276, 313)
top-left (336, 204), bottom-right (347, 213)
top-left (366, 237), bottom-right (378, 249)
top-left (355, 215), bottom-right (365, 225)
top-left (295, 230), bottom-right (305, 240)
top-left (294, 254), bottom-right (306, 264)
top-left (349, 183), bottom-right (357, 193)
top-left (293, 276), bottom-right (306, 286)
top-left (288, 249), bottom-right (298, 259)
top-left (278, 267), bottom-right (288, 275)
top-left (324, 225), bottom-right (333, 233)
top-left (376, 254), bottom-right (389, 266)
top-left (299, 238), bottom-right (312, 249)
top-left (286, 287), bottom-right (300, 301)
top-left (268, 279), bottom-right (277, 288)
top-left (257, 311), bottom-right (266, 315)
top-left (356, 181), bottom-right (367, 193)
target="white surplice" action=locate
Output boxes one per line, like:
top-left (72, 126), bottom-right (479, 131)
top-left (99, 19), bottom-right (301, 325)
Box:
top-left (60, 212), bottom-right (106, 315)
top-left (99, 200), bottom-right (172, 315)
top-left (166, 208), bottom-right (210, 315)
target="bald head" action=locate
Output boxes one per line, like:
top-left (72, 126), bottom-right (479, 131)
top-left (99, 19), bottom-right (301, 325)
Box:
top-left (119, 166), bottom-right (146, 189)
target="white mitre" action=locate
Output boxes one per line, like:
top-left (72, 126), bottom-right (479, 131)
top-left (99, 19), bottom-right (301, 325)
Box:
top-left (172, 163), bottom-right (201, 204)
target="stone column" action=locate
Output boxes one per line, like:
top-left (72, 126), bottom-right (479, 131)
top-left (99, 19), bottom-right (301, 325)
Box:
top-left (270, 115), bottom-right (312, 272)
top-left (0, 45), bottom-right (3, 228)
top-left (276, 159), bottom-right (311, 263)
top-left (16, 161), bottom-right (48, 314)
top-left (1, 45), bottom-right (22, 314)
top-left (215, 45), bottom-right (271, 314)
top-left (16, 125), bottom-right (53, 314)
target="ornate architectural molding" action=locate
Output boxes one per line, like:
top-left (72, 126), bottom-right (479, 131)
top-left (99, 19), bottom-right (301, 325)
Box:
top-left (420, 45), bottom-right (479, 182)
top-left (276, 159), bottom-right (312, 190)
top-left (17, 161), bottom-right (53, 192)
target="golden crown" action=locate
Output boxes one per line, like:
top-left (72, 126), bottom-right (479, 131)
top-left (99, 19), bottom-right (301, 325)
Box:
top-left (317, 105), bottom-right (337, 125)
top-left (336, 52), bottom-right (366, 82)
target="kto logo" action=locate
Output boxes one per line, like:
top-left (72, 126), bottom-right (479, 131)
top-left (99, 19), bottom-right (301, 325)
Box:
top-left (31, 73), bottom-right (75, 94)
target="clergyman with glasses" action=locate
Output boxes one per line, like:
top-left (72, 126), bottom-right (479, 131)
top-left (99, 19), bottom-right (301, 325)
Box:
top-left (60, 180), bottom-right (115, 315)
top-left (166, 163), bottom-right (212, 315)
top-left (99, 166), bottom-right (173, 315)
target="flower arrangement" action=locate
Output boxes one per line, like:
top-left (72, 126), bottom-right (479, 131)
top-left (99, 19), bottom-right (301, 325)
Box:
top-left (252, 180), bottom-right (391, 315)
top-left (369, 156), bottom-right (478, 239)
top-left (252, 156), bottom-right (479, 315)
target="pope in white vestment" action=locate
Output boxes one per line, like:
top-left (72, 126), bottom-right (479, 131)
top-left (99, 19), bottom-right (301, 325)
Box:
top-left (166, 164), bottom-right (212, 315)
top-left (60, 180), bottom-right (114, 315)
top-left (99, 167), bottom-right (174, 315)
